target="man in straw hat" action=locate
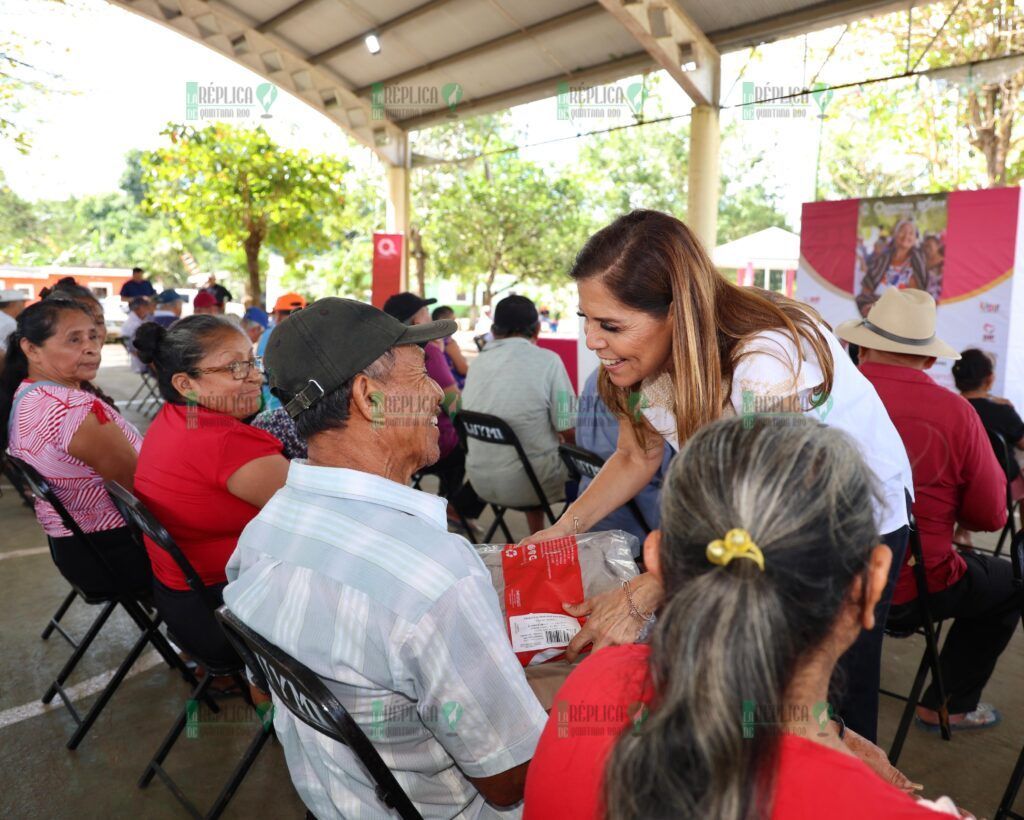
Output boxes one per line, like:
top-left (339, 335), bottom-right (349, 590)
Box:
top-left (837, 288), bottom-right (1022, 731)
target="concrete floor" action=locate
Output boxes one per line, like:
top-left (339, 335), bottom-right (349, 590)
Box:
top-left (0, 350), bottom-right (1021, 818)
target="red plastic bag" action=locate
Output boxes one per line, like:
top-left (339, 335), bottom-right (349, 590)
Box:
top-left (501, 536), bottom-right (586, 666)
top-left (476, 530), bottom-right (640, 667)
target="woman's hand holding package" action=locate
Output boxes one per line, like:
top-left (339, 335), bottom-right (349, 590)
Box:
top-left (561, 572), bottom-right (664, 661)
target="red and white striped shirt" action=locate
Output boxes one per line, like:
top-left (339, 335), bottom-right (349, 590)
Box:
top-left (7, 380), bottom-right (142, 537)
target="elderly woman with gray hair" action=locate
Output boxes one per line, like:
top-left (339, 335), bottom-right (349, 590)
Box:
top-left (525, 416), bottom-right (963, 820)
top-left (856, 218), bottom-right (938, 316)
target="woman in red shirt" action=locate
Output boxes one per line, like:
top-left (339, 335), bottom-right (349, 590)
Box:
top-left (524, 417), bottom-right (962, 820)
top-left (132, 316), bottom-right (288, 667)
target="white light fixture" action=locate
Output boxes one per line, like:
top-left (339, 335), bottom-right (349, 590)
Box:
top-left (365, 33), bottom-right (381, 55)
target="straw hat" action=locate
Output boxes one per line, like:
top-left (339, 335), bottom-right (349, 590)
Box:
top-left (835, 288), bottom-right (959, 360)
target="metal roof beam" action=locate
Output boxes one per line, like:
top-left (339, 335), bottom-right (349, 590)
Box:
top-left (708, 0), bottom-right (909, 53)
top-left (396, 50), bottom-right (654, 131)
top-left (352, 3), bottom-right (606, 97)
top-left (597, 0), bottom-right (719, 107)
top-left (255, 0), bottom-right (321, 33)
top-left (106, 0), bottom-right (409, 165)
top-left (309, 0), bottom-right (459, 65)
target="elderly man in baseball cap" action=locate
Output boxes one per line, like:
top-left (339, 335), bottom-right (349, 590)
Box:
top-left (838, 287), bottom-right (1020, 732)
top-left (224, 298), bottom-right (546, 818)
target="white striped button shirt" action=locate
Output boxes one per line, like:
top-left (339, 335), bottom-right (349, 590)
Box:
top-left (224, 461), bottom-right (547, 819)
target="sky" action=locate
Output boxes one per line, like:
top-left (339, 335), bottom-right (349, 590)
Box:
top-left (1, 0), bottom-right (829, 231)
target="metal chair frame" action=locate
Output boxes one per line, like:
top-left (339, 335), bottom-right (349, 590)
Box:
top-left (6, 456), bottom-right (195, 750)
top-left (558, 443), bottom-right (651, 535)
top-left (217, 606), bottom-right (424, 820)
top-left (880, 522), bottom-right (952, 765)
top-left (995, 531), bottom-right (1024, 820)
top-left (107, 481), bottom-right (271, 820)
top-left (120, 337), bottom-right (162, 419)
top-left (455, 410), bottom-right (559, 542)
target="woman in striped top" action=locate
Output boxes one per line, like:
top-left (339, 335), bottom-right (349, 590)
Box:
top-left (1, 299), bottom-right (150, 598)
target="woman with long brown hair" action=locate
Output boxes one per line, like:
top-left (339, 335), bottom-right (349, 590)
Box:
top-left (529, 209), bottom-right (914, 741)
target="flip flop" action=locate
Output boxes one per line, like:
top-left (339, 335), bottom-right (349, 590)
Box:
top-left (916, 703), bottom-right (1001, 732)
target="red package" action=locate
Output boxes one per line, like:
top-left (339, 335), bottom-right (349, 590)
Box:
top-left (501, 535), bottom-right (586, 667)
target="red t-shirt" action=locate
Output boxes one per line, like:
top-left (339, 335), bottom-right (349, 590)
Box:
top-left (524, 644), bottom-right (945, 820)
top-left (134, 402), bottom-right (283, 590)
top-left (859, 362), bottom-right (1007, 604)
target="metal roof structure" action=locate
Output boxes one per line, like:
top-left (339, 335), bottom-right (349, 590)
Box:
top-left (106, 0), bottom-right (906, 165)
top-left (103, 0), bottom-right (910, 275)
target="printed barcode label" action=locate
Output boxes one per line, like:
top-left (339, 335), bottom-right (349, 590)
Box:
top-left (509, 613), bottom-right (581, 654)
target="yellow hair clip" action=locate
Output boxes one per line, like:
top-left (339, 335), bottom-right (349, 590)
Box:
top-left (706, 528), bottom-right (765, 572)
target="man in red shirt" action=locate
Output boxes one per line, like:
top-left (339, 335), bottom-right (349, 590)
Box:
top-left (837, 288), bottom-right (1021, 730)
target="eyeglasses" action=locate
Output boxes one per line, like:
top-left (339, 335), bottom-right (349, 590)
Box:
top-left (195, 357), bottom-right (263, 381)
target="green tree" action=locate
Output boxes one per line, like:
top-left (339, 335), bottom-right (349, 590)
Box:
top-left (140, 123), bottom-right (350, 305)
top-left (0, 172), bottom-right (43, 261)
top-left (281, 162), bottom-right (386, 301)
top-left (415, 149), bottom-right (590, 306)
top-left (576, 116), bottom-right (789, 244)
top-left (577, 118), bottom-right (689, 222)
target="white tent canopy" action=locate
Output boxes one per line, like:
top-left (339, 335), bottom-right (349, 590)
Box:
top-left (713, 226), bottom-right (799, 270)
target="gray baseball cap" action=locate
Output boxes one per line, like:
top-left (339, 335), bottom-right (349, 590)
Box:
top-left (265, 297), bottom-right (456, 418)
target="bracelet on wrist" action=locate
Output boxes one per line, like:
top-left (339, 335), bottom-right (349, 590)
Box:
top-left (622, 579), bottom-right (656, 623)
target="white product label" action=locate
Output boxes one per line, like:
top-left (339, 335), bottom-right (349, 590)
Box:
top-left (508, 613), bottom-right (581, 653)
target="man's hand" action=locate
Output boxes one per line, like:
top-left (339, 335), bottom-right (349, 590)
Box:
top-left (842, 727), bottom-right (922, 794)
top-left (561, 573), bottom-right (664, 662)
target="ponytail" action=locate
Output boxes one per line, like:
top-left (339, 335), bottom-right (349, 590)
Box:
top-left (0, 300), bottom-right (95, 450)
top-left (604, 416), bottom-right (880, 820)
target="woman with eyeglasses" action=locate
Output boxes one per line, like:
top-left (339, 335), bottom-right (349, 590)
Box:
top-left (132, 316), bottom-right (288, 669)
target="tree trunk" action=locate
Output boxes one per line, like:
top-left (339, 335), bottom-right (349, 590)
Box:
top-left (483, 267), bottom-right (498, 307)
top-left (244, 230), bottom-right (262, 307)
top-left (409, 224), bottom-right (427, 296)
top-left (966, 72), bottom-right (1024, 188)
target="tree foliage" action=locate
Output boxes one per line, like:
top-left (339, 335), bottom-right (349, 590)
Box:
top-left (140, 123), bottom-right (350, 305)
top-left (416, 150), bottom-right (590, 305)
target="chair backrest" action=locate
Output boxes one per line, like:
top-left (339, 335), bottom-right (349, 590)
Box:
top-left (7, 455), bottom-right (122, 593)
top-left (456, 409), bottom-right (554, 516)
top-left (105, 481), bottom-right (212, 604)
top-left (558, 443), bottom-right (603, 481)
top-left (1, 454), bottom-right (35, 510)
top-left (8, 456), bottom-right (93, 544)
top-left (1012, 530), bottom-right (1024, 587)
top-left (900, 516), bottom-right (942, 631)
top-left (986, 428), bottom-right (1014, 480)
top-left (559, 443), bottom-right (651, 535)
top-left (216, 606), bottom-right (423, 820)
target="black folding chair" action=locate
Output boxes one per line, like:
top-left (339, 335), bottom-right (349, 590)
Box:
top-left (985, 429), bottom-right (1019, 558)
top-left (120, 336), bottom-right (162, 419)
top-left (216, 606), bottom-right (424, 820)
top-left (2, 453), bottom-right (81, 641)
top-left (5, 456), bottom-right (195, 750)
top-left (558, 443), bottom-right (651, 535)
top-left (880, 521), bottom-right (952, 765)
top-left (455, 410), bottom-right (560, 542)
top-left (106, 481), bottom-right (272, 820)
top-left (995, 530), bottom-right (1024, 820)
top-left (1, 452), bottom-right (35, 510)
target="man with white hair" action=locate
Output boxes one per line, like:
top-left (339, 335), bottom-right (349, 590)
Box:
top-left (225, 298), bottom-right (545, 819)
